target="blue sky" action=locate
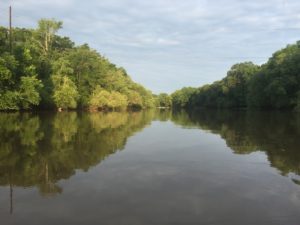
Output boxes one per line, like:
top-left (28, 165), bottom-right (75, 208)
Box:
top-left (1, 0), bottom-right (300, 93)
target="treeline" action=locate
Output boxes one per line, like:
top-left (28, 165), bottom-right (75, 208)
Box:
top-left (0, 19), bottom-right (155, 111)
top-left (154, 93), bottom-right (172, 108)
top-left (172, 41), bottom-right (300, 110)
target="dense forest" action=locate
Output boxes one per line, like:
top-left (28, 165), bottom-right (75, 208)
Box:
top-left (0, 19), bottom-right (156, 111)
top-left (172, 41), bottom-right (300, 110)
top-left (2, 19), bottom-right (300, 111)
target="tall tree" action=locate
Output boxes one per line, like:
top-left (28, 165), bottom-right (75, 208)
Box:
top-left (19, 76), bottom-right (43, 109)
top-left (37, 19), bottom-right (63, 55)
top-left (52, 59), bottom-right (78, 110)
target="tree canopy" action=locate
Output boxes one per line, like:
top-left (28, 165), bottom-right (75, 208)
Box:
top-left (0, 19), bottom-right (155, 111)
top-left (3, 19), bottom-right (300, 111)
top-left (171, 41), bottom-right (300, 111)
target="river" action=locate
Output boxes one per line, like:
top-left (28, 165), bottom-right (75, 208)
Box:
top-left (0, 110), bottom-right (299, 225)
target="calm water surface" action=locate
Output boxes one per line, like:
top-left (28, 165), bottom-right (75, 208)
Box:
top-left (0, 110), bottom-right (300, 225)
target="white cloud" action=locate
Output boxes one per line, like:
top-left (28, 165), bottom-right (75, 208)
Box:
top-left (1, 0), bottom-right (300, 93)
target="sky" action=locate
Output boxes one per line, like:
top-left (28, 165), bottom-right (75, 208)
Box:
top-left (1, 0), bottom-right (300, 93)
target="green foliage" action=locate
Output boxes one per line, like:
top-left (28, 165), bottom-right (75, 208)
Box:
top-left (171, 87), bottom-right (197, 108)
top-left (173, 41), bottom-right (300, 110)
top-left (127, 90), bottom-right (143, 108)
top-left (185, 62), bottom-right (260, 109)
top-left (107, 91), bottom-right (128, 110)
top-left (0, 57), bottom-right (12, 85)
top-left (19, 76), bottom-right (43, 109)
top-left (156, 93), bottom-right (172, 108)
top-left (0, 91), bottom-right (20, 110)
top-left (37, 19), bottom-right (63, 55)
top-left (143, 96), bottom-right (156, 108)
top-left (53, 76), bottom-right (78, 109)
top-left (65, 45), bottom-right (105, 107)
top-left (51, 58), bottom-right (78, 109)
top-left (0, 19), bottom-right (154, 111)
top-left (0, 54), bottom-right (17, 90)
top-left (222, 62), bottom-right (260, 108)
top-left (89, 86), bottom-right (110, 110)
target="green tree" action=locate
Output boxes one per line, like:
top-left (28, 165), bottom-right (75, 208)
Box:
top-left (52, 59), bottom-right (78, 110)
top-left (157, 93), bottom-right (172, 108)
top-left (66, 45), bottom-right (104, 106)
top-left (0, 54), bottom-right (17, 90)
top-left (36, 19), bottom-right (63, 55)
top-left (107, 91), bottom-right (128, 110)
top-left (0, 91), bottom-right (20, 110)
top-left (171, 87), bottom-right (197, 108)
top-left (127, 90), bottom-right (143, 109)
top-left (0, 19), bottom-right (155, 111)
top-left (221, 62), bottom-right (260, 108)
top-left (53, 76), bottom-right (78, 110)
top-left (89, 86), bottom-right (110, 110)
top-left (19, 76), bottom-right (43, 109)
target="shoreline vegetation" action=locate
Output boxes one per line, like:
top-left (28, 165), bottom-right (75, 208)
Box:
top-left (1, 18), bottom-right (300, 112)
top-left (0, 18), bottom-right (171, 112)
top-left (171, 41), bottom-right (300, 111)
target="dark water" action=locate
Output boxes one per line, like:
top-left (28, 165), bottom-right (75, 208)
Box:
top-left (0, 110), bottom-right (300, 225)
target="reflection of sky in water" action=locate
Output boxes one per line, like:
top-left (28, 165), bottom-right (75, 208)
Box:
top-left (0, 110), bottom-right (300, 225)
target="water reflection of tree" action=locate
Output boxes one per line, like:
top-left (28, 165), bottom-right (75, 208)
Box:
top-left (2, 108), bottom-right (299, 204)
top-left (0, 111), bottom-right (154, 199)
top-left (0, 113), bottom-right (45, 213)
top-left (153, 109), bottom-right (172, 121)
top-left (171, 110), bottom-right (300, 184)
